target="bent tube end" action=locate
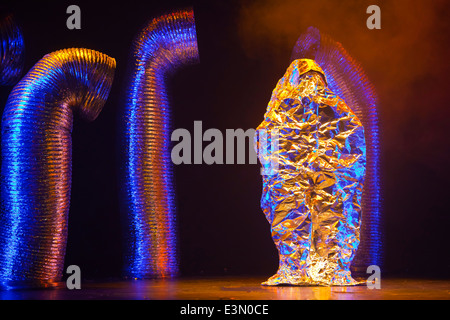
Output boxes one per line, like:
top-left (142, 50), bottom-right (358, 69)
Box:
top-left (42, 48), bottom-right (116, 121)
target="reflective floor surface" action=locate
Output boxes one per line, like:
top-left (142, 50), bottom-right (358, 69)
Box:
top-left (0, 277), bottom-right (448, 300)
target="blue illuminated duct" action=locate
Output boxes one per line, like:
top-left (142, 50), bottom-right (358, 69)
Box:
top-left (0, 48), bottom-right (115, 289)
top-left (0, 13), bottom-right (24, 86)
top-left (120, 9), bottom-right (199, 279)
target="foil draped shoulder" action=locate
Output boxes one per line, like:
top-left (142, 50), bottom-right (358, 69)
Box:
top-left (255, 59), bottom-right (366, 286)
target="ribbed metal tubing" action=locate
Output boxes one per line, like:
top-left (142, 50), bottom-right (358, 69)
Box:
top-left (0, 48), bottom-right (115, 289)
top-left (0, 13), bottom-right (24, 86)
top-left (291, 27), bottom-right (382, 276)
top-left (121, 9), bottom-right (199, 279)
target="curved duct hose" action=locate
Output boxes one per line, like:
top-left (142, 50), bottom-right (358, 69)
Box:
top-left (291, 26), bottom-right (382, 276)
top-left (0, 13), bottom-right (25, 86)
top-left (0, 48), bottom-right (116, 289)
top-left (121, 9), bottom-right (199, 279)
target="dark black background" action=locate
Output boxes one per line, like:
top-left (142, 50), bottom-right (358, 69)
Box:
top-left (0, 0), bottom-right (449, 280)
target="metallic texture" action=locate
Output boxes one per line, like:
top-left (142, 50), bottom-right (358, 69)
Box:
top-left (121, 9), bottom-right (199, 279)
top-left (255, 59), bottom-right (366, 286)
top-left (0, 14), bottom-right (25, 86)
top-left (0, 48), bottom-right (116, 289)
top-left (291, 27), bottom-right (381, 275)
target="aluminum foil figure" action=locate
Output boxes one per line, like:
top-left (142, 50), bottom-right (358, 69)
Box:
top-left (0, 48), bottom-right (116, 289)
top-left (0, 13), bottom-right (25, 86)
top-left (291, 27), bottom-right (381, 275)
top-left (120, 9), bottom-right (199, 279)
top-left (255, 58), bottom-right (366, 286)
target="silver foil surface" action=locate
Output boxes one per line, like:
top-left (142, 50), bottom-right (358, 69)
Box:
top-left (291, 27), bottom-right (381, 275)
top-left (0, 48), bottom-right (115, 289)
top-left (120, 9), bottom-right (199, 279)
top-left (255, 59), bottom-right (366, 286)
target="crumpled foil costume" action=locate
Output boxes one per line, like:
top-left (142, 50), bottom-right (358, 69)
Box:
top-left (255, 59), bottom-right (366, 286)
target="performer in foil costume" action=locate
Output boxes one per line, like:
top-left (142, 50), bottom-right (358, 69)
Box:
top-left (255, 59), bottom-right (366, 286)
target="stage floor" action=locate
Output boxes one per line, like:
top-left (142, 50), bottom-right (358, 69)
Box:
top-left (0, 277), bottom-right (448, 300)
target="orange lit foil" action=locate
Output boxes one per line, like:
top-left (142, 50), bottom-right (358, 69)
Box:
top-left (255, 59), bottom-right (366, 286)
top-left (291, 27), bottom-right (381, 276)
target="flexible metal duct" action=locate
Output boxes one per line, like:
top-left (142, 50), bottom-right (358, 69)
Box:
top-left (0, 48), bottom-right (116, 289)
top-left (291, 27), bottom-right (382, 276)
top-left (121, 9), bottom-right (199, 279)
top-left (0, 13), bottom-right (25, 86)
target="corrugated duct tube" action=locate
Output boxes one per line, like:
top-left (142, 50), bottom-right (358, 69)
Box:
top-left (121, 9), bottom-right (199, 279)
top-left (291, 26), bottom-right (382, 276)
top-left (0, 13), bottom-right (25, 86)
top-left (0, 48), bottom-right (116, 289)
